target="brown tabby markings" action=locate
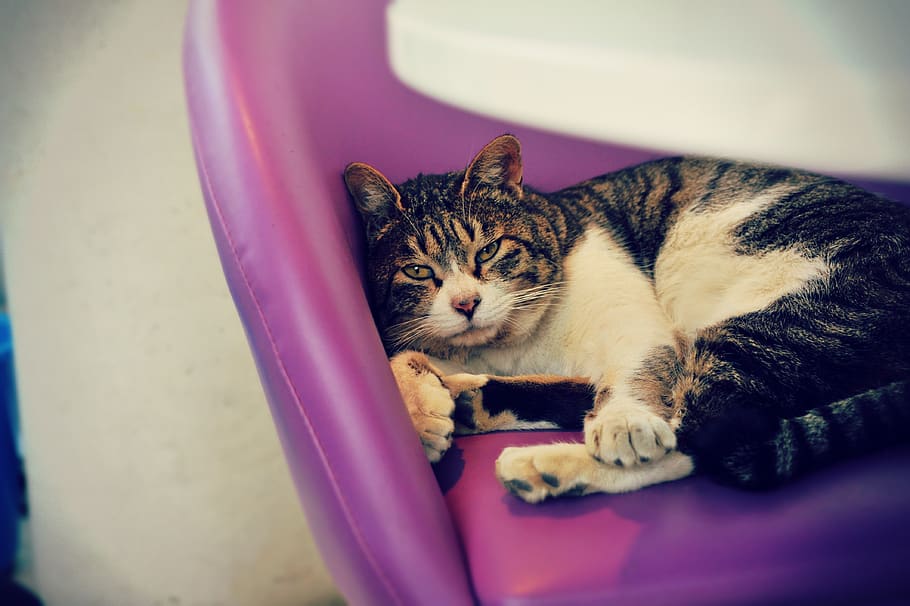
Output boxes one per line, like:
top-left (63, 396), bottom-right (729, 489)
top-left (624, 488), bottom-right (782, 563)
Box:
top-left (445, 373), bottom-right (594, 433)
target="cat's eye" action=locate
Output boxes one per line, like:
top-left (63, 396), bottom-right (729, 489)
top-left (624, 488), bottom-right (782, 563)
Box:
top-left (402, 264), bottom-right (435, 280)
top-left (476, 240), bottom-right (501, 263)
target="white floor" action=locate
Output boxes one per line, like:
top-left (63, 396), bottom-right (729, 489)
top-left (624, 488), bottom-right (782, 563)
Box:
top-left (0, 1), bottom-right (342, 604)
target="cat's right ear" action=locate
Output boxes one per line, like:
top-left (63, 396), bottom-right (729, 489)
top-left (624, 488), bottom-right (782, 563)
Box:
top-left (344, 162), bottom-right (403, 219)
top-left (461, 134), bottom-right (523, 198)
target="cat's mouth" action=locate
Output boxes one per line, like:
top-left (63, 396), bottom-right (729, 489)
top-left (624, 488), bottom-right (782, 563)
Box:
top-left (447, 324), bottom-right (500, 347)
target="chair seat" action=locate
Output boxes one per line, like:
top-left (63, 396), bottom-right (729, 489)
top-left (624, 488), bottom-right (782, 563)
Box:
top-left (436, 432), bottom-right (910, 605)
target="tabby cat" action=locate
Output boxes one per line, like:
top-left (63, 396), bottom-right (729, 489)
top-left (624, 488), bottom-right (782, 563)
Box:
top-left (344, 135), bottom-right (910, 503)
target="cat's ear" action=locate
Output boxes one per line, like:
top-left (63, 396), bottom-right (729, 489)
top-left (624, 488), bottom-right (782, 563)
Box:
top-left (462, 134), bottom-right (523, 198)
top-left (344, 162), bottom-right (403, 219)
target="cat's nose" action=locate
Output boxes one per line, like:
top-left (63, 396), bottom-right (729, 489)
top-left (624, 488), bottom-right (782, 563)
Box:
top-left (452, 294), bottom-right (481, 319)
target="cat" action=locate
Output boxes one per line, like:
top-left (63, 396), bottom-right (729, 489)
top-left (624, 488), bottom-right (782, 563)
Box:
top-left (344, 134), bottom-right (910, 503)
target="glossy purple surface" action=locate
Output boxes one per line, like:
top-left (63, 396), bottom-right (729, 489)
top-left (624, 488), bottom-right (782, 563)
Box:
top-left (437, 433), bottom-right (910, 606)
top-left (183, 1), bottom-right (910, 604)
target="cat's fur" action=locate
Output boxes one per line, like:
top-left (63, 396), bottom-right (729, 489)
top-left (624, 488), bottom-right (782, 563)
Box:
top-left (344, 135), bottom-right (910, 502)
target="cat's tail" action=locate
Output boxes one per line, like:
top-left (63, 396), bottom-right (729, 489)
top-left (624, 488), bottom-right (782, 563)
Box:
top-left (690, 380), bottom-right (910, 489)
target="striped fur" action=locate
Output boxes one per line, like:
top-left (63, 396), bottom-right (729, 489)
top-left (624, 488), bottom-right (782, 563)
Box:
top-left (346, 135), bottom-right (910, 497)
top-left (693, 381), bottom-right (910, 488)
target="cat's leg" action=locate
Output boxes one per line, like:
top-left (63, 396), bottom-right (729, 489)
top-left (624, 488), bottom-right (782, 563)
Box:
top-left (592, 290), bottom-right (910, 488)
top-left (495, 442), bottom-right (694, 503)
top-left (389, 351), bottom-right (458, 462)
top-left (581, 336), bottom-right (686, 467)
top-left (391, 352), bottom-right (594, 460)
top-left (667, 307), bottom-right (910, 487)
top-left (442, 373), bottom-right (595, 434)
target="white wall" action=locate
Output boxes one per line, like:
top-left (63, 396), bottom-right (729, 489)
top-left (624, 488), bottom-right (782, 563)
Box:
top-left (0, 1), bottom-right (341, 604)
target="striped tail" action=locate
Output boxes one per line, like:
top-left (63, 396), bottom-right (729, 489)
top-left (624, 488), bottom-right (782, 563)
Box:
top-left (692, 381), bottom-right (910, 489)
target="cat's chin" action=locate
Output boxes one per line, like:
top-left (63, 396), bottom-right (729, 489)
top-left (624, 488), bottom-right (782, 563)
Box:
top-left (447, 326), bottom-right (500, 348)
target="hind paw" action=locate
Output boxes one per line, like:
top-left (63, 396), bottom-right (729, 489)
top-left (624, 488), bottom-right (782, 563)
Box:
top-left (495, 444), bottom-right (595, 503)
top-left (496, 443), bottom-right (695, 503)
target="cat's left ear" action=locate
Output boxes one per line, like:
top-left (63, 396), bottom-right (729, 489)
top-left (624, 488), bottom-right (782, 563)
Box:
top-left (461, 134), bottom-right (523, 199)
top-left (344, 162), bottom-right (404, 220)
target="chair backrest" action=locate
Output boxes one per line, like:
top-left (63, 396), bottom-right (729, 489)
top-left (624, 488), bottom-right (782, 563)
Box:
top-left (184, 2), bottom-right (473, 604)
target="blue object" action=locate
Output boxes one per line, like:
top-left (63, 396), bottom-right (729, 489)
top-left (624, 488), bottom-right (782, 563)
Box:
top-left (0, 313), bottom-right (21, 572)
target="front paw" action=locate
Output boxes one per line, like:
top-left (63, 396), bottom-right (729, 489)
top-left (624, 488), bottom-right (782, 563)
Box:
top-left (409, 399), bottom-right (455, 463)
top-left (390, 352), bottom-right (456, 463)
top-left (584, 403), bottom-right (676, 467)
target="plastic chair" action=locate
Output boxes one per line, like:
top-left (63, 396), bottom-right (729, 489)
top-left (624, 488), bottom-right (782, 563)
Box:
top-left (183, 1), bottom-right (910, 604)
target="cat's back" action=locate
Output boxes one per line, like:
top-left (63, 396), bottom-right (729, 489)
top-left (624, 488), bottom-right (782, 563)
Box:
top-left (659, 157), bottom-right (910, 261)
top-left (553, 157), bottom-right (829, 272)
top-left (557, 157), bottom-right (910, 335)
top-left (559, 156), bottom-right (910, 263)
top-left (562, 156), bottom-right (884, 219)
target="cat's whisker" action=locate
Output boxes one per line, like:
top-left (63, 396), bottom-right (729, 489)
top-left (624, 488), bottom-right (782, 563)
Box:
top-left (388, 317), bottom-right (441, 349)
top-left (392, 330), bottom-right (433, 350)
top-left (507, 292), bottom-right (560, 305)
top-left (507, 282), bottom-right (567, 298)
top-left (394, 318), bottom-right (431, 337)
top-left (388, 316), bottom-right (431, 331)
top-left (508, 292), bottom-right (563, 305)
top-left (509, 288), bottom-right (559, 298)
top-left (505, 287), bottom-right (565, 305)
top-left (512, 281), bottom-right (567, 292)
top-left (388, 316), bottom-right (423, 330)
top-left (508, 302), bottom-right (556, 313)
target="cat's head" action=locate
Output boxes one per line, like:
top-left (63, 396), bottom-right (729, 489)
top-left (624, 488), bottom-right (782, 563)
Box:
top-left (344, 135), bottom-right (563, 355)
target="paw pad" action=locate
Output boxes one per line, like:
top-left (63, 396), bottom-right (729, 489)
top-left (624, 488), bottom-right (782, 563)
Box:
top-left (503, 478), bottom-right (533, 495)
top-left (540, 473), bottom-right (560, 487)
top-left (563, 484), bottom-right (588, 497)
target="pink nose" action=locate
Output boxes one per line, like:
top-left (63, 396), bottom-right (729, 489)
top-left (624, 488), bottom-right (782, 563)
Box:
top-left (452, 294), bottom-right (481, 318)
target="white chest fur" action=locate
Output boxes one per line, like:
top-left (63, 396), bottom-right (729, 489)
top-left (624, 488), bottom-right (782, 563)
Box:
top-left (472, 228), bottom-right (675, 384)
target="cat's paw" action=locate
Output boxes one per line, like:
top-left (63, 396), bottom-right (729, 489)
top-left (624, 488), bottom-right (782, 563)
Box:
top-left (437, 372), bottom-right (490, 435)
top-left (584, 402), bottom-right (676, 467)
top-left (496, 442), bottom-right (695, 503)
top-left (495, 444), bottom-right (594, 503)
top-left (390, 352), bottom-right (456, 463)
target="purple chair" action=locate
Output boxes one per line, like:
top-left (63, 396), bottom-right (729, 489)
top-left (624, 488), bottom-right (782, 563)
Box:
top-left (183, 1), bottom-right (910, 604)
